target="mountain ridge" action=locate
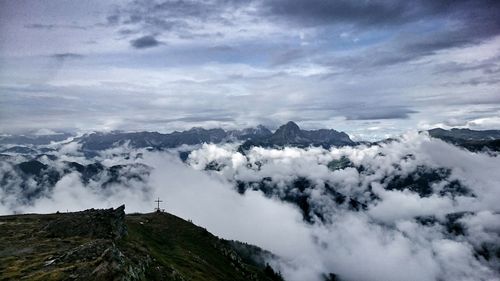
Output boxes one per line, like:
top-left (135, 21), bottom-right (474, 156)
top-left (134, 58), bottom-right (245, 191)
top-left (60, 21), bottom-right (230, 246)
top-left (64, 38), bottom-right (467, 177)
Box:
top-left (428, 128), bottom-right (500, 152)
top-left (0, 205), bottom-right (285, 281)
top-left (2, 124), bottom-right (500, 153)
top-left (72, 122), bottom-right (355, 152)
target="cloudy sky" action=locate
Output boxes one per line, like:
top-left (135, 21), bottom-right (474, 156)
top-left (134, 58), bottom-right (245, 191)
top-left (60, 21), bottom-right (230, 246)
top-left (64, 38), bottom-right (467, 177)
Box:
top-left (1, 0), bottom-right (499, 139)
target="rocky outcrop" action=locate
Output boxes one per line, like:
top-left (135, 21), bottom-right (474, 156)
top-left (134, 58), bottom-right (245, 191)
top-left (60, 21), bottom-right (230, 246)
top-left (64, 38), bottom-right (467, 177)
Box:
top-left (43, 205), bottom-right (127, 239)
top-left (39, 206), bottom-right (150, 281)
top-left (91, 243), bottom-right (151, 281)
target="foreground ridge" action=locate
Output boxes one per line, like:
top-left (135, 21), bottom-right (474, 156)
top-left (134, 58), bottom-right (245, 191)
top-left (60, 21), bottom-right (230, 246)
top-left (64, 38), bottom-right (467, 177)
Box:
top-left (0, 206), bottom-right (284, 281)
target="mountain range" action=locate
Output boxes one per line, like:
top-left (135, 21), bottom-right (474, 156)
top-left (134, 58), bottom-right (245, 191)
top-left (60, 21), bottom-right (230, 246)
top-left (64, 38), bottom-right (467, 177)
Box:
top-left (0, 121), bottom-right (355, 153)
top-left (2, 123), bottom-right (500, 158)
top-left (73, 122), bottom-right (355, 152)
top-left (428, 128), bottom-right (500, 152)
top-left (3, 123), bottom-right (499, 154)
top-left (1, 124), bottom-right (499, 205)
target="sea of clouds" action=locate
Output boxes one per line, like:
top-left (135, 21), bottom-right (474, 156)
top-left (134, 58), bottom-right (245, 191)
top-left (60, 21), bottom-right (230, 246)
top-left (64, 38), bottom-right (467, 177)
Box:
top-left (1, 131), bottom-right (499, 281)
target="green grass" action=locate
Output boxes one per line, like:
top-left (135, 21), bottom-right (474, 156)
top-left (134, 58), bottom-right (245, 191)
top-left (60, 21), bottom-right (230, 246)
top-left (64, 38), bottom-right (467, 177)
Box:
top-left (124, 212), bottom-right (278, 281)
top-left (0, 211), bottom-right (283, 281)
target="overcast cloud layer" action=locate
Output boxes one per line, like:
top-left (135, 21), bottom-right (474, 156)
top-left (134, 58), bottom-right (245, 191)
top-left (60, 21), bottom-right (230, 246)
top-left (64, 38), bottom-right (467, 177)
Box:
top-left (1, 0), bottom-right (500, 138)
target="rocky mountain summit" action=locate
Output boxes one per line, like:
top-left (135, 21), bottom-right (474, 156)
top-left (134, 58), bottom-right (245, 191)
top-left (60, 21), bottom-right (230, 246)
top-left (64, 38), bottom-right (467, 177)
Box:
top-left (0, 206), bottom-right (284, 281)
top-left (239, 121), bottom-right (354, 150)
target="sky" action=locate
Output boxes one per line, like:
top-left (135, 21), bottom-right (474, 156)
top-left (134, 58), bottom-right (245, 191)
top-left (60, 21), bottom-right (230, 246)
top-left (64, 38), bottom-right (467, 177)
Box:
top-left (1, 0), bottom-right (500, 140)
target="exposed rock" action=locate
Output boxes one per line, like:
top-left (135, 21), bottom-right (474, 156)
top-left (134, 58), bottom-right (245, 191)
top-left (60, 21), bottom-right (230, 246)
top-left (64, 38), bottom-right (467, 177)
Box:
top-left (91, 244), bottom-right (151, 281)
top-left (43, 205), bottom-right (127, 239)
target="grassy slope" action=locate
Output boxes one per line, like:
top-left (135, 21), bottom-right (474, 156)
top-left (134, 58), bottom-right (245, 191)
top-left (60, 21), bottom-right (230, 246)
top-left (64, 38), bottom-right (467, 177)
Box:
top-left (125, 212), bottom-right (281, 281)
top-left (0, 211), bottom-right (283, 281)
top-left (0, 213), bottom-right (96, 280)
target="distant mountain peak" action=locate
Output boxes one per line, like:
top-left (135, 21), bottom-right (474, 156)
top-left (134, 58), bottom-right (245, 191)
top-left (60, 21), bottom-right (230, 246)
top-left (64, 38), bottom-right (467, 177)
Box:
top-left (237, 121), bottom-right (354, 150)
top-left (272, 121), bottom-right (303, 143)
top-left (276, 121), bottom-right (301, 134)
top-left (188, 127), bottom-right (206, 132)
top-left (255, 124), bottom-right (271, 133)
top-left (282, 121), bottom-right (300, 130)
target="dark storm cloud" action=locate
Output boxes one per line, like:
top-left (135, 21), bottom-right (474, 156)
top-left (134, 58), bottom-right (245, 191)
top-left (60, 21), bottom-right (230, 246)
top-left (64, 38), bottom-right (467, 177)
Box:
top-left (113, 0), bottom-right (407, 30)
top-left (260, 0), bottom-right (411, 27)
top-left (130, 35), bottom-right (162, 49)
top-left (110, 0), bottom-right (500, 68)
top-left (261, 0), bottom-right (500, 32)
top-left (263, 0), bottom-right (500, 66)
top-left (126, 0), bottom-right (500, 38)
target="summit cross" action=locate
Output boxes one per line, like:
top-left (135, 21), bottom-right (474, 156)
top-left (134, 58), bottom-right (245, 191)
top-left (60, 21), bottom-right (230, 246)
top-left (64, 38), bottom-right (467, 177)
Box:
top-left (154, 197), bottom-right (163, 212)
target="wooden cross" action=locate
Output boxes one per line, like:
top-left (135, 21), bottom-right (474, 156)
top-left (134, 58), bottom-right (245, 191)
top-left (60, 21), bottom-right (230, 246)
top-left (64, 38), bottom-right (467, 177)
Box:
top-left (154, 197), bottom-right (163, 212)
